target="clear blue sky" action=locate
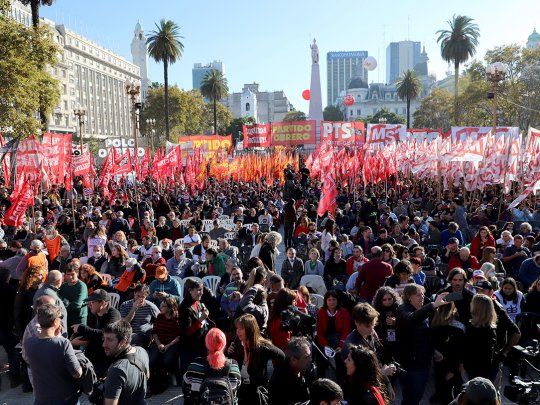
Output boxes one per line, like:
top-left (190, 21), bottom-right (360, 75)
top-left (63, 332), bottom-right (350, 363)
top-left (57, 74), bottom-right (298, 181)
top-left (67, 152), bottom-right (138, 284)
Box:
top-left (42, 0), bottom-right (539, 110)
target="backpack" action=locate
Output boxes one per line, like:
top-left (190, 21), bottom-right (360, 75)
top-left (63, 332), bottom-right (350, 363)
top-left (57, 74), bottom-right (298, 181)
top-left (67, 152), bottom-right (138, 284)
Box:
top-left (199, 360), bottom-right (234, 405)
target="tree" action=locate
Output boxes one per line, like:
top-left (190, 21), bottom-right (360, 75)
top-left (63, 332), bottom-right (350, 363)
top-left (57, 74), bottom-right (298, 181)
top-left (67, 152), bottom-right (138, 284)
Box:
top-left (200, 69), bottom-right (229, 134)
top-left (226, 117), bottom-right (256, 144)
top-left (140, 86), bottom-right (205, 145)
top-left (203, 102), bottom-right (232, 135)
top-left (20, 0), bottom-right (54, 28)
top-left (147, 19), bottom-right (184, 141)
top-left (413, 89), bottom-right (454, 132)
top-left (437, 15), bottom-right (480, 122)
top-left (0, 11), bottom-right (60, 138)
top-left (362, 108), bottom-right (405, 125)
top-left (283, 111), bottom-right (307, 121)
top-left (323, 105), bottom-right (344, 121)
top-left (395, 69), bottom-right (422, 128)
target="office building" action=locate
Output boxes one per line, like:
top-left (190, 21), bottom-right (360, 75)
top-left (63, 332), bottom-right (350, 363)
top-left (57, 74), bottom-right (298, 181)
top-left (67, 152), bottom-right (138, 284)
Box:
top-left (326, 51), bottom-right (368, 106)
top-left (386, 40), bottom-right (421, 84)
top-left (9, 1), bottom-right (142, 140)
top-left (192, 61), bottom-right (224, 91)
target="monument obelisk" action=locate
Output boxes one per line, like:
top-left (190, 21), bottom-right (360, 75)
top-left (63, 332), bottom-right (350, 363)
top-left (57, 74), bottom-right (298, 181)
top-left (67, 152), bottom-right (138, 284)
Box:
top-left (309, 39), bottom-right (323, 142)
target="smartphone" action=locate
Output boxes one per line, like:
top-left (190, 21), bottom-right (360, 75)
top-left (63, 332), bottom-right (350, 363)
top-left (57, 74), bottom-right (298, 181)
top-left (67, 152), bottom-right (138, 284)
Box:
top-left (444, 291), bottom-right (463, 302)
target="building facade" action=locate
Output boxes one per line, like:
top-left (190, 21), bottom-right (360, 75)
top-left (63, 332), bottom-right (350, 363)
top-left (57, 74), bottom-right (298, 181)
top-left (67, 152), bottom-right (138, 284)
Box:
top-left (527, 28), bottom-right (540, 49)
top-left (386, 40), bottom-right (421, 84)
top-left (223, 83), bottom-right (293, 123)
top-left (326, 51), bottom-right (368, 106)
top-left (9, 1), bottom-right (142, 140)
top-left (192, 61), bottom-right (224, 91)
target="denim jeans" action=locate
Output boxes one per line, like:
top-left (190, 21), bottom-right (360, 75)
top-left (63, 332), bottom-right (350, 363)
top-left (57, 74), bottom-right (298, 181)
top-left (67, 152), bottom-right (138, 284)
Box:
top-left (399, 366), bottom-right (430, 405)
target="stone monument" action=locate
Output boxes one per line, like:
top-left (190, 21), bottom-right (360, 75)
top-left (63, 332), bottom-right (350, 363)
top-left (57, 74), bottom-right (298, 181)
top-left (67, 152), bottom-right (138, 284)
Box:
top-left (309, 39), bottom-right (323, 140)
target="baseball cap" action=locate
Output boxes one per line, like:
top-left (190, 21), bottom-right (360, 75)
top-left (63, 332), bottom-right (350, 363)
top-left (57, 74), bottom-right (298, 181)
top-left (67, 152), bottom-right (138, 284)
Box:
top-left (474, 280), bottom-right (493, 291)
top-left (462, 377), bottom-right (498, 403)
top-left (155, 266), bottom-right (168, 281)
top-left (472, 270), bottom-right (486, 279)
top-left (84, 289), bottom-right (110, 303)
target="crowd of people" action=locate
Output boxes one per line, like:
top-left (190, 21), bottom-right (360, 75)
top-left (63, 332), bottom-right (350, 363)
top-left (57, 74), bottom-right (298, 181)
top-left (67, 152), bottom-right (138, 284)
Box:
top-left (0, 163), bottom-right (539, 405)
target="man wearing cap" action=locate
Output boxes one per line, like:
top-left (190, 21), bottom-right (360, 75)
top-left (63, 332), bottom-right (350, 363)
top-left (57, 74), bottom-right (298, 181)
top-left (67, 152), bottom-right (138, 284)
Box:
top-left (474, 280), bottom-right (521, 373)
top-left (449, 377), bottom-right (500, 405)
top-left (148, 266), bottom-right (181, 304)
top-left (119, 284), bottom-right (159, 347)
top-left (71, 289), bottom-right (121, 377)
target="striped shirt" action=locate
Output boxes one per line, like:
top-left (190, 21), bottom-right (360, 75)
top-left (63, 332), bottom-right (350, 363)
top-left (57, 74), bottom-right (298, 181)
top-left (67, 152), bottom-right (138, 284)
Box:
top-left (119, 299), bottom-right (159, 334)
top-left (152, 314), bottom-right (180, 345)
top-left (183, 358), bottom-right (241, 405)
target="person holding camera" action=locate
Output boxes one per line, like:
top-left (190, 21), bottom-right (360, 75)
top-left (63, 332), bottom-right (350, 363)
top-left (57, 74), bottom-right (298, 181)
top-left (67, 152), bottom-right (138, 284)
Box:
top-left (268, 337), bottom-right (316, 405)
top-left (314, 290), bottom-right (351, 379)
top-left (101, 320), bottom-right (149, 405)
top-left (396, 284), bottom-right (450, 405)
top-left (268, 288), bottom-right (297, 351)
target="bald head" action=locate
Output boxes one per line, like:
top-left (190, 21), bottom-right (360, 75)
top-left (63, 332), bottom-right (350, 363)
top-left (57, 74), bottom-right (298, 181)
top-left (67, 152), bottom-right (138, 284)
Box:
top-left (371, 246), bottom-right (382, 258)
top-left (47, 270), bottom-right (63, 287)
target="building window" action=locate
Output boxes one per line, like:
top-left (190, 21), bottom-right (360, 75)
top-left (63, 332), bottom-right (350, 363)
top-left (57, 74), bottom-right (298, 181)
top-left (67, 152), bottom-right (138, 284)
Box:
top-left (245, 102), bottom-right (250, 111)
top-left (63, 84), bottom-right (67, 94)
top-left (350, 110), bottom-right (353, 117)
top-left (357, 109), bottom-right (361, 115)
top-left (403, 108), bottom-right (406, 114)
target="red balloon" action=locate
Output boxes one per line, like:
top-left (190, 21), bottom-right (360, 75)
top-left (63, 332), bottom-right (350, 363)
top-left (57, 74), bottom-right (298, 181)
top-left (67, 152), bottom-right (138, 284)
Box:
top-left (302, 89), bottom-right (310, 100)
top-left (344, 95), bottom-right (355, 106)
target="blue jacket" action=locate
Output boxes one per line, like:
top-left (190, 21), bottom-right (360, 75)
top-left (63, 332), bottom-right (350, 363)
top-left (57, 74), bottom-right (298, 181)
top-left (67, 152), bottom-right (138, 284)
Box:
top-left (518, 258), bottom-right (540, 290)
top-left (148, 275), bottom-right (182, 304)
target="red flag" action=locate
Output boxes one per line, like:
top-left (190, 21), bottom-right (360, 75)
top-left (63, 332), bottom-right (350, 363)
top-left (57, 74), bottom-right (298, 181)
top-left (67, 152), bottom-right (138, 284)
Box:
top-left (4, 180), bottom-right (34, 227)
top-left (317, 166), bottom-right (338, 217)
top-left (113, 149), bottom-right (133, 176)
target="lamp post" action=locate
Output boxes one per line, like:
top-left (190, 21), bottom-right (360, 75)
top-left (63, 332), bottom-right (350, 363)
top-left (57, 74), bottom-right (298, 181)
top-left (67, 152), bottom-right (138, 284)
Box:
top-left (73, 107), bottom-right (86, 152)
top-left (486, 62), bottom-right (508, 135)
top-left (126, 79), bottom-right (141, 221)
top-left (486, 62), bottom-right (509, 216)
top-left (145, 118), bottom-right (156, 155)
top-left (378, 117), bottom-right (388, 124)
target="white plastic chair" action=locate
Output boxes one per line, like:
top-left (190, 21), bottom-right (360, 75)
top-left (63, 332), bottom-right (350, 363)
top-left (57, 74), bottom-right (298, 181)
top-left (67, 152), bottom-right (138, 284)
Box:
top-left (202, 219), bottom-right (213, 227)
top-left (299, 275), bottom-right (327, 295)
top-left (107, 292), bottom-right (120, 309)
top-left (202, 275), bottom-right (221, 295)
top-left (171, 276), bottom-right (184, 302)
top-left (310, 293), bottom-right (325, 308)
top-left (204, 223), bottom-right (214, 232)
top-left (224, 232), bottom-right (236, 240)
top-left (179, 219), bottom-right (191, 228)
top-left (181, 276), bottom-right (204, 293)
top-left (218, 215), bottom-right (230, 221)
top-left (209, 240), bottom-right (218, 248)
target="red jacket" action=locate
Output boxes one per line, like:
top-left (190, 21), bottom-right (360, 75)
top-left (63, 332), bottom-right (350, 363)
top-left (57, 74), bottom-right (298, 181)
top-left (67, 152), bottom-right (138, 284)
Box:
top-left (269, 316), bottom-right (291, 351)
top-left (316, 307), bottom-right (352, 348)
top-left (142, 257), bottom-right (167, 278)
top-left (470, 235), bottom-right (495, 261)
top-left (448, 254), bottom-right (481, 272)
top-left (345, 256), bottom-right (369, 276)
top-left (355, 259), bottom-right (393, 302)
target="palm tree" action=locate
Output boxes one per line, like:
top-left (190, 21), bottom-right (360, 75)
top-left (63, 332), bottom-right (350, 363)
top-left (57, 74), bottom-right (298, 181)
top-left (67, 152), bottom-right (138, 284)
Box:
top-left (200, 70), bottom-right (228, 134)
top-left (147, 19), bottom-right (184, 141)
top-left (395, 70), bottom-right (422, 128)
top-left (437, 15), bottom-right (480, 122)
top-left (20, 0), bottom-right (54, 28)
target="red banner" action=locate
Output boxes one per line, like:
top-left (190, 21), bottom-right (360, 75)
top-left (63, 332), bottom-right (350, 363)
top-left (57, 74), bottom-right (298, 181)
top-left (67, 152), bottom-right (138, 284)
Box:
top-left (270, 120), bottom-right (316, 146)
top-left (177, 135), bottom-right (232, 152)
top-left (72, 152), bottom-right (92, 176)
top-left (243, 124), bottom-right (271, 148)
top-left (4, 181), bottom-right (34, 227)
top-left (41, 133), bottom-right (72, 185)
top-left (15, 136), bottom-right (41, 182)
top-left (112, 149), bottom-right (133, 176)
top-left (320, 121), bottom-right (365, 144)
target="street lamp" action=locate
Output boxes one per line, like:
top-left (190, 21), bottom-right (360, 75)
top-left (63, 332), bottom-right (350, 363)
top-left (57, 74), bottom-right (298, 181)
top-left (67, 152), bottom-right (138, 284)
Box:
top-left (486, 62), bottom-right (508, 133)
top-left (126, 79), bottom-right (141, 220)
top-left (73, 106), bottom-right (86, 152)
top-left (378, 117), bottom-right (388, 124)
